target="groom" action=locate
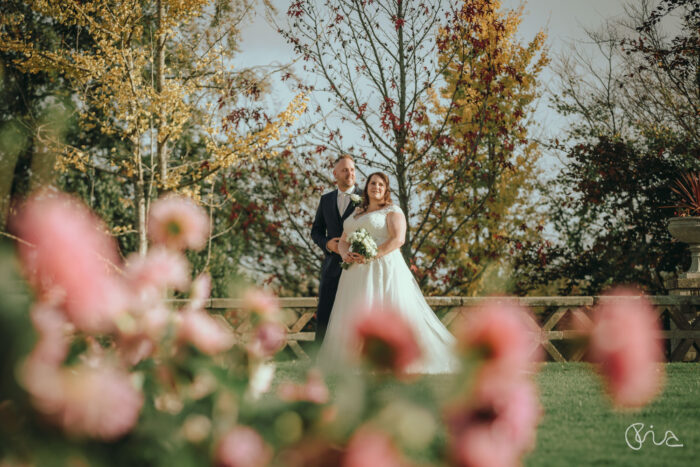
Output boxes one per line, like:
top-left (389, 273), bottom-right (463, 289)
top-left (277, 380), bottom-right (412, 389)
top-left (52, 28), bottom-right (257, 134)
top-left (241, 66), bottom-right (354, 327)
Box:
top-left (311, 154), bottom-right (362, 345)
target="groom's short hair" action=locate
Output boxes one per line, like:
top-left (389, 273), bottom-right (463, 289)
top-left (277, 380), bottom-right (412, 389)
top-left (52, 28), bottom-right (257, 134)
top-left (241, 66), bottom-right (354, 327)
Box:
top-left (334, 154), bottom-right (354, 166)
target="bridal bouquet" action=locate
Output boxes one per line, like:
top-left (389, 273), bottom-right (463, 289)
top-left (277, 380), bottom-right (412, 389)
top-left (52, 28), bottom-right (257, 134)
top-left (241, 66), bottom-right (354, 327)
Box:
top-left (341, 228), bottom-right (378, 269)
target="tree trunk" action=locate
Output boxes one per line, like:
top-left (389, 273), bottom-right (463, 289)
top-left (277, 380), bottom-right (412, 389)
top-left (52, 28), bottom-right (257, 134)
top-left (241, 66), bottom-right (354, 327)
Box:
top-left (395, 0), bottom-right (412, 261)
top-left (0, 148), bottom-right (21, 230)
top-left (156, 0), bottom-right (168, 188)
top-left (29, 141), bottom-right (56, 192)
top-left (134, 132), bottom-right (148, 255)
top-left (398, 162), bottom-right (412, 260)
top-left (137, 177), bottom-right (148, 256)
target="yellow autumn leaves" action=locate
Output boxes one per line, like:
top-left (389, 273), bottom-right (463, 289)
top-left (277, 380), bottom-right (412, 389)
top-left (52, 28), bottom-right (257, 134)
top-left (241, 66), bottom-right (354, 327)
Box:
top-left (414, 0), bottom-right (548, 294)
top-left (0, 0), bottom-right (305, 187)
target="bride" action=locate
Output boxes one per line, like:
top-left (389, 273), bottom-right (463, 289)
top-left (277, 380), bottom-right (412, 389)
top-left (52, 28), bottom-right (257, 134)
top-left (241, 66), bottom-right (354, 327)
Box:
top-left (318, 171), bottom-right (459, 374)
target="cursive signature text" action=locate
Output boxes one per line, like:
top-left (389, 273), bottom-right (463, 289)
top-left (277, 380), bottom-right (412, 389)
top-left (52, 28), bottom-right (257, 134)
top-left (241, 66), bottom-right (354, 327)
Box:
top-left (625, 423), bottom-right (684, 450)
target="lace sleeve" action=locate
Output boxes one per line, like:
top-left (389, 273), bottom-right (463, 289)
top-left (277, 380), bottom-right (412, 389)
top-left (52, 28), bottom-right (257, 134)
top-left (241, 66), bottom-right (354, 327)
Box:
top-left (387, 204), bottom-right (403, 214)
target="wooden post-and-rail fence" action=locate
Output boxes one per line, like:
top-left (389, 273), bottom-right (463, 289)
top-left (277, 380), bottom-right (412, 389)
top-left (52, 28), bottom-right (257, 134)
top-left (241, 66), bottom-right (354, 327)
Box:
top-left (192, 296), bottom-right (700, 362)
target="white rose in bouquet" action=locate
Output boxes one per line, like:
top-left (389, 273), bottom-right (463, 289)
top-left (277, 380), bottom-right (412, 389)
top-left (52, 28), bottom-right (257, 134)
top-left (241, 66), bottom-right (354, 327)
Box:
top-left (341, 228), bottom-right (378, 269)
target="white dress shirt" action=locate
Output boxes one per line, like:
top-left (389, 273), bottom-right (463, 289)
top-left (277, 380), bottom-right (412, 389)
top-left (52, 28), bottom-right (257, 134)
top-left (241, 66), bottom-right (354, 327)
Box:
top-left (337, 186), bottom-right (356, 215)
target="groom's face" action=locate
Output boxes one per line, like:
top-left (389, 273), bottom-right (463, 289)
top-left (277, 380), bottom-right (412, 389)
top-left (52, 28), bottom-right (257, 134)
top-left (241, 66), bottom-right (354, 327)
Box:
top-left (334, 158), bottom-right (356, 190)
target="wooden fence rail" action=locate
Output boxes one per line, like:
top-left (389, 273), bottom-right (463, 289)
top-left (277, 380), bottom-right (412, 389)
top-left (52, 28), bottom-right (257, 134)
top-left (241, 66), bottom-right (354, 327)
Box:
top-left (194, 296), bottom-right (700, 362)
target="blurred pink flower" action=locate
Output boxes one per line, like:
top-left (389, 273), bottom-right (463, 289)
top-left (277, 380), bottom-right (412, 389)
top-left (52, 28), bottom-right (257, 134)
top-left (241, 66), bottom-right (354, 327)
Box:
top-left (452, 425), bottom-right (518, 467)
top-left (186, 273), bottom-right (212, 311)
top-left (116, 302), bottom-right (171, 365)
top-left (355, 307), bottom-right (421, 375)
top-left (118, 337), bottom-right (155, 366)
top-left (215, 426), bottom-right (272, 467)
top-left (29, 303), bottom-right (71, 366)
top-left (148, 196), bottom-right (209, 251)
top-left (445, 370), bottom-right (541, 467)
top-left (125, 247), bottom-right (190, 294)
top-left (474, 370), bottom-right (541, 453)
top-left (179, 310), bottom-right (235, 355)
top-left (140, 303), bottom-right (171, 339)
top-left (13, 192), bottom-right (127, 333)
top-left (277, 369), bottom-right (329, 404)
top-left (247, 321), bottom-right (287, 359)
top-left (454, 300), bottom-right (541, 372)
top-left (343, 428), bottom-right (404, 467)
top-left (242, 288), bottom-right (280, 320)
top-left (22, 360), bottom-right (143, 441)
top-left (588, 289), bottom-right (665, 408)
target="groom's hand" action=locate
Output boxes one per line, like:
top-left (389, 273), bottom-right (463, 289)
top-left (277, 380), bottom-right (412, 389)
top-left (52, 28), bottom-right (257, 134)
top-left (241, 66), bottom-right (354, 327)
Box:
top-left (326, 237), bottom-right (340, 254)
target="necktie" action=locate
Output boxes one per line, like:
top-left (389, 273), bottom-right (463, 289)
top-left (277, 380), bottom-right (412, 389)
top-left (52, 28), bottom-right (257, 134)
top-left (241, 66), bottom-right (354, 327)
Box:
top-left (339, 192), bottom-right (348, 214)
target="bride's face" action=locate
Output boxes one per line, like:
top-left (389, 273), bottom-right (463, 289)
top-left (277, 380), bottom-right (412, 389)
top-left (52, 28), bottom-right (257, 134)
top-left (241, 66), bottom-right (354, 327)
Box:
top-left (367, 176), bottom-right (386, 201)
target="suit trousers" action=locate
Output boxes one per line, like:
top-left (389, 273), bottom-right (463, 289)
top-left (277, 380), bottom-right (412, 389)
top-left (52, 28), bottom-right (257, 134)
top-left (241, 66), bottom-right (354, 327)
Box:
top-left (315, 259), bottom-right (341, 344)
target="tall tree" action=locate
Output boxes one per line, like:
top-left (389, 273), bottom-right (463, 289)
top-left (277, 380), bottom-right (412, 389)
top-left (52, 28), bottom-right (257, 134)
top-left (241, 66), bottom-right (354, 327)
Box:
top-left (513, 0), bottom-right (700, 295)
top-left (0, 0), bottom-right (77, 230)
top-left (1, 0), bottom-right (306, 254)
top-left (411, 0), bottom-right (547, 293)
top-left (279, 0), bottom-right (547, 295)
top-left (281, 0), bottom-right (461, 235)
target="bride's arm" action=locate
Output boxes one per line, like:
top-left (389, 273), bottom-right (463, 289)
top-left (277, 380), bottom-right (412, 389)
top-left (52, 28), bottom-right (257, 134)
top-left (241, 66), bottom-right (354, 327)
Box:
top-left (338, 231), bottom-right (354, 263)
top-left (377, 211), bottom-right (406, 258)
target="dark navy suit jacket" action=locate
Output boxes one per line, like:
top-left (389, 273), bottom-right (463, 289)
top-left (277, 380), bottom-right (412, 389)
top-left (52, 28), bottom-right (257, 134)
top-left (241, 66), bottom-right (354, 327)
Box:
top-left (311, 187), bottom-right (362, 342)
top-left (311, 188), bottom-right (362, 278)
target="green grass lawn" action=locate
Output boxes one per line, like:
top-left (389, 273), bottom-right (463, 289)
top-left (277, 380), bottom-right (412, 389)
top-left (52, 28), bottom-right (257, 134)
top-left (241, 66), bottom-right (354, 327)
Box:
top-left (528, 363), bottom-right (700, 466)
top-left (275, 362), bottom-right (700, 465)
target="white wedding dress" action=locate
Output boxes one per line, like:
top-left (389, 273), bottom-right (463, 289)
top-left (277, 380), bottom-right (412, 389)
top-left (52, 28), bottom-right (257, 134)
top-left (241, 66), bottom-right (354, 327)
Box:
top-left (318, 204), bottom-right (459, 374)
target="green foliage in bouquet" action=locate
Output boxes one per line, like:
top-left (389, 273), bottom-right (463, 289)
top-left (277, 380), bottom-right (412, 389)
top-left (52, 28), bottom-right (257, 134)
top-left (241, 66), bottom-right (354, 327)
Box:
top-left (341, 228), bottom-right (378, 270)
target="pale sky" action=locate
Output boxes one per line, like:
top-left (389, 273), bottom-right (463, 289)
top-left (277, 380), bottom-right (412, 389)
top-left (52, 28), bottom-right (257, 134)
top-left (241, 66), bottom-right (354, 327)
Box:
top-left (233, 1), bottom-right (640, 173)
top-left (237, 1), bottom-right (632, 65)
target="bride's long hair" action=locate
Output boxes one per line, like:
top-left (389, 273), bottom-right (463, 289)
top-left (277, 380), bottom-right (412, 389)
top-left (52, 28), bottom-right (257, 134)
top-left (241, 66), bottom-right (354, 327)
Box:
top-left (358, 172), bottom-right (393, 213)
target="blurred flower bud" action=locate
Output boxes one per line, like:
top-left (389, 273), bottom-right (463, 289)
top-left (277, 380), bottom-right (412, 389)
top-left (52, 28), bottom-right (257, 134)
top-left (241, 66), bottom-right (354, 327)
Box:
top-left (355, 307), bottom-right (421, 376)
top-left (13, 192), bottom-right (128, 333)
top-left (215, 426), bottom-right (272, 467)
top-left (148, 195), bottom-right (209, 251)
top-left (588, 289), bottom-right (665, 408)
top-left (247, 321), bottom-right (286, 359)
top-left (178, 310), bottom-right (235, 355)
top-left (182, 414), bottom-right (212, 444)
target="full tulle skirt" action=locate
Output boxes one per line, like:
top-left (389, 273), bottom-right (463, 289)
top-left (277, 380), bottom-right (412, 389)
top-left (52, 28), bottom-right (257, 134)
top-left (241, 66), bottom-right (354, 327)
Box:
top-left (318, 249), bottom-right (459, 374)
